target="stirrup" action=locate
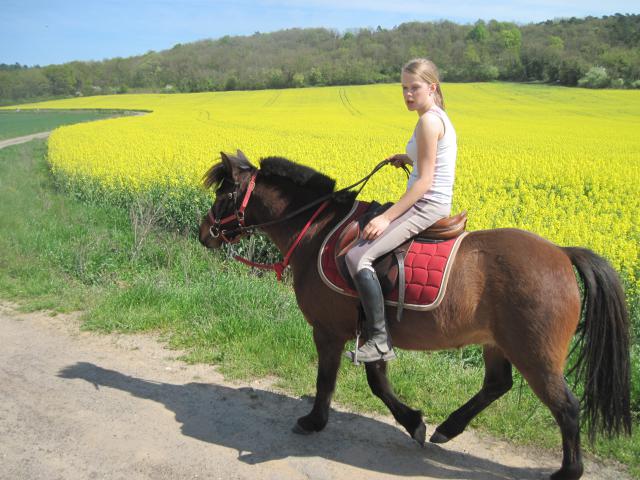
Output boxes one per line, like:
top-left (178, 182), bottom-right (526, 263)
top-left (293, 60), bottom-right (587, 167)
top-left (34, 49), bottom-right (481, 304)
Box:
top-left (344, 346), bottom-right (396, 365)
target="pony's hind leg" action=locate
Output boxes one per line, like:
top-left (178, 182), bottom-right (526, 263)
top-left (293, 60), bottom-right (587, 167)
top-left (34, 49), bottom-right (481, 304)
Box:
top-left (293, 327), bottom-right (346, 434)
top-left (365, 360), bottom-right (426, 445)
top-left (430, 344), bottom-right (513, 443)
top-left (519, 368), bottom-right (583, 480)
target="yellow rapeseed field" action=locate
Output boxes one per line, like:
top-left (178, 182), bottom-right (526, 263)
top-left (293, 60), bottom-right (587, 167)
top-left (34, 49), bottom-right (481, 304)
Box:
top-left (5, 83), bottom-right (640, 299)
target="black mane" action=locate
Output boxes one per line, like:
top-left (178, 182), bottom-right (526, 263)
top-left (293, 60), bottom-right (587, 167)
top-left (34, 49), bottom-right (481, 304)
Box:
top-left (203, 154), bottom-right (356, 204)
top-left (259, 156), bottom-right (336, 195)
top-left (202, 162), bottom-right (226, 189)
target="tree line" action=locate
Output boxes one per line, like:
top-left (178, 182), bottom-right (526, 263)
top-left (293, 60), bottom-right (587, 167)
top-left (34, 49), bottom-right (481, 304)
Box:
top-left (1, 13), bottom-right (638, 105)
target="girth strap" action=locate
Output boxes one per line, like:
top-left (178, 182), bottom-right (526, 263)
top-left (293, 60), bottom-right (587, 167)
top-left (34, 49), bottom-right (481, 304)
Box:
top-left (394, 251), bottom-right (406, 322)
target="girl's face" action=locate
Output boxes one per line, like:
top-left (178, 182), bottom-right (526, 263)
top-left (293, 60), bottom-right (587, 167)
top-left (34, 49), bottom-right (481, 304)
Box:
top-left (401, 71), bottom-right (435, 113)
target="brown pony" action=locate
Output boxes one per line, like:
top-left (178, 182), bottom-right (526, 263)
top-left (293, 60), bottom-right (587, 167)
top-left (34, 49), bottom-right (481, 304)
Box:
top-left (199, 152), bottom-right (631, 480)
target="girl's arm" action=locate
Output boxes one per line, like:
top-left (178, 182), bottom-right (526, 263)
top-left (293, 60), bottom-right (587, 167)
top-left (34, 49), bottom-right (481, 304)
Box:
top-left (362, 114), bottom-right (442, 240)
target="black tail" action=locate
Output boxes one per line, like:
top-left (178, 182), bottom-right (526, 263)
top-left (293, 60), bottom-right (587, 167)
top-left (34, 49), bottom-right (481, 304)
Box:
top-left (563, 246), bottom-right (632, 443)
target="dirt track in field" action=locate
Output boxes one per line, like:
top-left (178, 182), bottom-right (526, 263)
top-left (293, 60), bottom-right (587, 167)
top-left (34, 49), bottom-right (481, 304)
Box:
top-left (0, 111), bottom-right (148, 150)
top-left (0, 302), bottom-right (632, 480)
top-left (0, 131), bottom-right (51, 149)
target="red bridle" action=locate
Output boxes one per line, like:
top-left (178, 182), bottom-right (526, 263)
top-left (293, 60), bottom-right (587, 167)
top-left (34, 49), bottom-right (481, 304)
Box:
top-left (205, 158), bottom-right (400, 280)
top-left (207, 172), bottom-right (258, 244)
top-left (206, 171), bottom-right (329, 281)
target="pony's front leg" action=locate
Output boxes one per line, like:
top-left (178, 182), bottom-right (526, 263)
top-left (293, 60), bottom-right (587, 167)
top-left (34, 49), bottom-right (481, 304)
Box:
top-left (293, 327), bottom-right (346, 434)
top-left (366, 360), bottom-right (426, 445)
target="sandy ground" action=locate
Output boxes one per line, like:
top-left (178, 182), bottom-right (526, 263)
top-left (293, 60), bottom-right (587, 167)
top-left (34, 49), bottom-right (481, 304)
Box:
top-left (0, 131), bottom-right (51, 149)
top-left (0, 302), bottom-right (632, 480)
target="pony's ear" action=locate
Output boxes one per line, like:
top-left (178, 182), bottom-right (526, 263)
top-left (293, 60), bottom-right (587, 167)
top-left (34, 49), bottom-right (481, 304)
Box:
top-left (219, 150), bottom-right (255, 181)
top-left (236, 149), bottom-right (250, 163)
top-left (220, 151), bottom-right (234, 175)
top-left (234, 150), bottom-right (255, 173)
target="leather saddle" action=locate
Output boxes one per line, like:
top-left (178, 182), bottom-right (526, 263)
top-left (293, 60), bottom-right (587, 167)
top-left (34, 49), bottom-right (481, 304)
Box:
top-left (335, 202), bottom-right (467, 320)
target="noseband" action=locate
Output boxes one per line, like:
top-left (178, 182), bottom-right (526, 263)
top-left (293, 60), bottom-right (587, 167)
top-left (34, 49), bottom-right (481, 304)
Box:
top-left (207, 172), bottom-right (258, 243)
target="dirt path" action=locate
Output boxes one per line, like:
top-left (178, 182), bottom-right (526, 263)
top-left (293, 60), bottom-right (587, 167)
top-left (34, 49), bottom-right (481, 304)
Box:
top-left (0, 131), bottom-right (51, 149)
top-left (0, 111), bottom-right (148, 150)
top-left (0, 302), bottom-right (631, 480)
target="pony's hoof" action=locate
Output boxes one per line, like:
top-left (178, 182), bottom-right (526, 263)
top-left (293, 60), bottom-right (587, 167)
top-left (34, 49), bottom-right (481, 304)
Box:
top-left (292, 421), bottom-right (315, 435)
top-left (411, 421), bottom-right (426, 447)
top-left (429, 430), bottom-right (451, 444)
top-left (550, 464), bottom-right (583, 480)
top-left (293, 414), bottom-right (326, 435)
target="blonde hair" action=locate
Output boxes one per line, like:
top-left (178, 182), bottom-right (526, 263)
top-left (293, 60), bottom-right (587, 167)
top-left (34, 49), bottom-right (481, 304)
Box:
top-left (402, 58), bottom-right (445, 110)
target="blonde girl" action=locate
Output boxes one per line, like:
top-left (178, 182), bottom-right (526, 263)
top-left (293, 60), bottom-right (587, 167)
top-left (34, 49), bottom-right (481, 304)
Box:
top-left (346, 58), bottom-right (457, 363)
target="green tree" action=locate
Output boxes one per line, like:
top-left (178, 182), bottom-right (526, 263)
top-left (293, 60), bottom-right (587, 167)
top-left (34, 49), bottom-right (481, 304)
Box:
top-left (558, 57), bottom-right (587, 85)
top-left (224, 75), bottom-right (238, 90)
top-left (43, 65), bottom-right (76, 95)
top-left (308, 67), bottom-right (325, 85)
top-left (467, 21), bottom-right (489, 43)
top-left (292, 72), bottom-right (305, 87)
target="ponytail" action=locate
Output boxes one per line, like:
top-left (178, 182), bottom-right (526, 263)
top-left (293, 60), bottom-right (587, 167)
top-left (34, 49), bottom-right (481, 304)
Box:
top-left (434, 84), bottom-right (445, 110)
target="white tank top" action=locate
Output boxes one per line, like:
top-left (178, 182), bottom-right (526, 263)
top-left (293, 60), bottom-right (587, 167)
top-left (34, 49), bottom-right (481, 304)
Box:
top-left (405, 105), bottom-right (457, 204)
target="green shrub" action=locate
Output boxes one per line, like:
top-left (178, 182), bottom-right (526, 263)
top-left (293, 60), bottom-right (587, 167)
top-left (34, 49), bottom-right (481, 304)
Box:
top-left (611, 78), bottom-right (625, 88)
top-left (578, 66), bottom-right (611, 88)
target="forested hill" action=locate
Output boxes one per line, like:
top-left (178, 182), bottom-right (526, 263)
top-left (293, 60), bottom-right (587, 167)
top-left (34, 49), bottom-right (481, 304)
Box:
top-left (1, 13), bottom-right (639, 105)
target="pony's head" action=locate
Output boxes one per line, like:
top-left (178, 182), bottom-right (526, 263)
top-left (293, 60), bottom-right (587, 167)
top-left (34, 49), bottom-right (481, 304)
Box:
top-left (199, 150), bottom-right (354, 250)
top-left (199, 150), bottom-right (257, 249)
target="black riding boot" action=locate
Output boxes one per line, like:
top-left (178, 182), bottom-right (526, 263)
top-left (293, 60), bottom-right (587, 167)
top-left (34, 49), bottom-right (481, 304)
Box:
top-left (346, 269), bottom-right (396, 363)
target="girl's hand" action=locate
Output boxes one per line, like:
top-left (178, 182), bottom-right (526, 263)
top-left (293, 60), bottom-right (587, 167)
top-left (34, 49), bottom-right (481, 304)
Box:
top-left (362, 214), bottom-right (391, 241)
top-left (386, 154), bottom-right (411, 168)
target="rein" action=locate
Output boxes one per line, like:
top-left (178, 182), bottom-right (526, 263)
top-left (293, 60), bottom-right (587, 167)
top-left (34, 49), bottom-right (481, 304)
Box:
top-left (234, 200), bottom-right (330, 280)
top-left (207, 158), bottom-right (406, 280)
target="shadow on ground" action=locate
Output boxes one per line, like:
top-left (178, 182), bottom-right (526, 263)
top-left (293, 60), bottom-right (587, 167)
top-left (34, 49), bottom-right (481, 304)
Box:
top-left (58, 362), bottom-right (548, 479)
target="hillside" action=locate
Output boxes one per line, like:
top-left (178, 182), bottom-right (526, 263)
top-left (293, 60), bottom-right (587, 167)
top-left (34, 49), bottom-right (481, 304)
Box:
top-left (1, 13), bottom-right (638, 104)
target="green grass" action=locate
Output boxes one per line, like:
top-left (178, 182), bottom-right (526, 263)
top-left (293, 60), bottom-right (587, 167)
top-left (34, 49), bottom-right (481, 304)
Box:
top-left (0, 110), bottom-right (131, 140)
top-left (1, 139), bottom-right (638, 478)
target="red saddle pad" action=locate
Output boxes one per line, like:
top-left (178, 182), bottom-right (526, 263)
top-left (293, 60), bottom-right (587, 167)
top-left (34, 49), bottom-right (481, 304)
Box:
top-left (318, 201), bottom-right (467, 310)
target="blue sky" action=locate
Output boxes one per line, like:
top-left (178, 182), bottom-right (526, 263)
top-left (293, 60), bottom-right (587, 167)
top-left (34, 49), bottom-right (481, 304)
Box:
top-left (1, 0), bottom-right (637, 66)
